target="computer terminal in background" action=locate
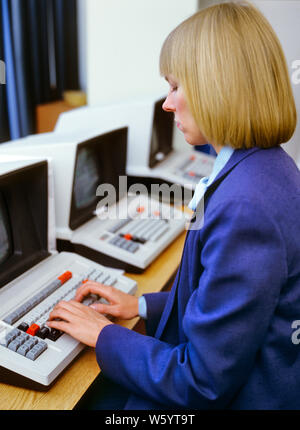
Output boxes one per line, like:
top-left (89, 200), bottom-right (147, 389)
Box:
top-left (55, 94), bottom-right (216, 195)
top-left (0, 127), bottom-right (187, 273)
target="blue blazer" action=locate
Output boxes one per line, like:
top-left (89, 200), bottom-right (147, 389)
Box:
top-left (96, 147), bottom-right (300, 409)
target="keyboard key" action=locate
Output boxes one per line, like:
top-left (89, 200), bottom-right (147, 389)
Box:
top-left (17, 343), bottom-right (30, 357)
top-left (96, 273), bottom-right (110, 284)
top-left (82, 296), bottom-right (96, 306)
top-left (127, 243), bottom-right (139, 253)
top-left (152, 225), bottom-right (170, 241)
top-left (105, 276), bottom-right (116, 286)
top-left (18, 333), bottom-right (29, 344)
top-left (25, 337), bottom-right (38, 348)
top-left (1, 329), bottom-right (19, 347)
top-left (8, 338), bottom-right (22, 352)
top-left (47, 328), bottom-right (63, 342)
top-left (3, 311), bottom-right (19, 326)
top-left (108, 218), bottom-right (131, 233)
top-left (26, 341), bottom-right (47, 361)
top-left (36, 326), bottom-right (50, 339)
top-left (17, 322), bottom-right (29, 332)
top-left (26, 324), bottom-right (40, 336)
top-left (2, 272), bottom-right (72, 326)
top-left (10, 328), bottom-right (21, 339)
top-left (57, 271), bottom-right (72, 284)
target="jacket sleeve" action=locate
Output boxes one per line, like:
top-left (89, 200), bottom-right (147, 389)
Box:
top-left (142, 291), bottom-right (170, 337)
top-left (96, 198), bottom-right (287, 409)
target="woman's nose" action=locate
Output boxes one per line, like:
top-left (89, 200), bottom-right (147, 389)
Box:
top-left (162, 94), bottom-right (175, 112)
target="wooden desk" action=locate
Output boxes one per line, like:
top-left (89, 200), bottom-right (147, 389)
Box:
top-left (0, 231), bottom-right (186, 410)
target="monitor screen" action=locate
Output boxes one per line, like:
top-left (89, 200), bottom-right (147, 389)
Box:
top-left (0, 195), bottom-right (12, 265)
top-left (0, 161), bottom-right (49, 290)
top-left (69, 127), bottom-right (128, 230)
top-left (148, 98), bottom-right (174, 168)
top-left (73, 147), bottom-right (101, 210)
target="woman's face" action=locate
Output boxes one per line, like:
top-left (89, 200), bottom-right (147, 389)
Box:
top-left (162, 74), bottom-right (208, 147)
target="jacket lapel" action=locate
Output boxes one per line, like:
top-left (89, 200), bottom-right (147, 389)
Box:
top-left (191, 147), bottom-right (261, 224)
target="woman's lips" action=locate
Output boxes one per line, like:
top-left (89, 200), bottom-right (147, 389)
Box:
top-left (175, 121), bottom-right (183, 130)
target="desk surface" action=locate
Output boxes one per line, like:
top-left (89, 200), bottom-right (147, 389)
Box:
top-left (0, 231), bottom-right (186, 410)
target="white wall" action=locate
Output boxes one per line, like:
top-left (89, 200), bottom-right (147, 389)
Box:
top-left (198, 0), bottom-right (300, 166)
top-left (81, 0), bottom-right (300, 161)
top-left (253, 1), bottom-right (300, 166)
top-left (84, 0), bottom-right (198, 106)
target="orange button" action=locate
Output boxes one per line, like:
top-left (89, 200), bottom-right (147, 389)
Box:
top-left (136, 206), bottom-right (145, 213)
top-left (153, 211), bottom-right (161, 217)
top-left (190, 155), bottom-right (196, 161)
top-left (124, 234), bottom-right (133, 241)
top-left (26, 324), bottom-right (40, 336)
top-left (188, 171), bottom-right (196, 177)
top-left (57, 271), bottom-right (72, 285)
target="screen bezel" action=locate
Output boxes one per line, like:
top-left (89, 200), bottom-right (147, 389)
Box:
top-left (69, 127), bottom-right (128, 230)
top-left (0, 193), bottom-right (12, 266)
top-left (0, 161), bottom-right (50, 289)
top-left (148, 98), bottom-right (174, 168)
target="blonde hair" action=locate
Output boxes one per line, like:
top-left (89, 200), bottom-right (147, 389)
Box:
top-left (160, 1), bottom-right (297, 149)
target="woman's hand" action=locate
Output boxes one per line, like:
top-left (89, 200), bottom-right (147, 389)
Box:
top-left (47, 300), bottom-right (112, 347)
top-left (74, 281), bottom-right (139, 320)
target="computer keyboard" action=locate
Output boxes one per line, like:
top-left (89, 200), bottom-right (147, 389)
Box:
top-left (0, 251), bottom-right (137, 390)
top-left (174, 153), bottom-right (215, 184)
top-left (73, 194), bottom-right (188, 272)
top-left (108, 213), bottom-right (176, 248)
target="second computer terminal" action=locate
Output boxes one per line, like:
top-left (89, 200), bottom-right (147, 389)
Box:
top-left (55, 94), bottom-right (216, 192)
top-left (0, 127), bottom-right (188, 273)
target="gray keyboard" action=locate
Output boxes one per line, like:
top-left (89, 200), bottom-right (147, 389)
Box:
top-left (175, 154), bottom-right (214, 182)
top-left (107, 217), bottom-right (170, 253)
top-left (0, 252), bottom-right (137, 389)
top-left (1, 267), bottom-right (125, 363)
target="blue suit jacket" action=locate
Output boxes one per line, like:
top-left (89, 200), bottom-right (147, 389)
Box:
top-left (96, 147), bottom-right (300, 409)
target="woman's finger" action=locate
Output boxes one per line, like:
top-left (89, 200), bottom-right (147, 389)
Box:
top-left (75, 282), bottom-right (116, 304)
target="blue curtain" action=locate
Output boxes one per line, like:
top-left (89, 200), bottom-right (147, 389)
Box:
top-left (53, 0), bottom-right (79, 97)
top-left (0, 0), bottom-right (10, 142)
top-left (0, 0), bottom-right (79, 142)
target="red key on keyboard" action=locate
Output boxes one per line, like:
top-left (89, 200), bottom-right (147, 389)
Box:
top-left (57, 271), bottom-right (72, 285)
top-left (26, 323), bottom-right (40, 336)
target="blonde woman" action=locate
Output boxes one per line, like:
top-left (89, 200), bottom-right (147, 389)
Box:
top-left (48, 2), bottom-right (300, 410)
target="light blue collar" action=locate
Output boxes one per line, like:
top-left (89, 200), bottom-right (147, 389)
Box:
top-left (188, 146), bottom-right (234, 210)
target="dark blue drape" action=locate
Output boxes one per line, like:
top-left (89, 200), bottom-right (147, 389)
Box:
top-left (0, 0), bottom-right (10, 142)
top-left (0, 0), bottom-right (79, 142)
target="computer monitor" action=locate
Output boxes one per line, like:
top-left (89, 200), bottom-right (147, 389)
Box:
top-left (148, 98), bottom-right (174, 168)
top-left (73, 146), bottom-right (100, 210)
top-left (68, 128), bottom-right (127, 231)
top-left (0, 194), bottom-right (12, 266)
top-left (0, 160), bottom-right (49, 289)
top-left (0, 127), bottom-right (128, 239)
top-left (55, 94), bottom-right (174, 174)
